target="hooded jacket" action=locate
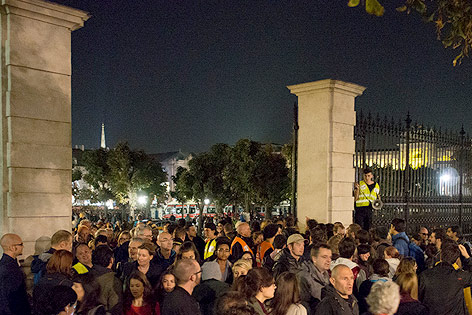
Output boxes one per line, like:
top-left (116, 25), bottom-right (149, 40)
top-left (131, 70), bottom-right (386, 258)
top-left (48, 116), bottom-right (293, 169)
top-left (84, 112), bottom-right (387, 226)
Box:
top-left (31, 248), bottom-right (55, 281)
top-left (357, 274), bottom-right (390, 314)
top-left (298, 260), bottom-right (330, 314)
top-left (392, 232), bottom-right (410, 257)
top-left (314, 284), bottom-right (359, 315)
top-left (272, 248), bottom-right (304, 280)
top-left (90, 265), bottom-right (122, 315)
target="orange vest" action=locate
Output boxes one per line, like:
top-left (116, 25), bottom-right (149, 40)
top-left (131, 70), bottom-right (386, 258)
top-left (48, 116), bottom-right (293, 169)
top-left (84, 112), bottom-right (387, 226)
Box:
top-left (256, 240), bottom-right (274, 267)
top-left (230, 236), bottom-right (254, 256)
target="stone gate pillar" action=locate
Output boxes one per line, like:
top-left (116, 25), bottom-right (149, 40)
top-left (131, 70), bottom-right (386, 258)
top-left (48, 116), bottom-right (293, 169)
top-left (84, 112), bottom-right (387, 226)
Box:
top-left (0, 0), bottom-right (89, 256)
top-left (287, 79), bottom-right (365, 227)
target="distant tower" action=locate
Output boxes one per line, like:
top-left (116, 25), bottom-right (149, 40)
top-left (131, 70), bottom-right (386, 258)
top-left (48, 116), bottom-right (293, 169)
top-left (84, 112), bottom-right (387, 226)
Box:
top-left (101, 123), bottom-right (106, 149)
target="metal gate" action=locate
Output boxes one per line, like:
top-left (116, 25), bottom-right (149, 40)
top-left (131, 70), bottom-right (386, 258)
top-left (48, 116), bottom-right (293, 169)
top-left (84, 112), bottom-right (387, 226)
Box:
top-left (354, 112), bottom-right (472, 236)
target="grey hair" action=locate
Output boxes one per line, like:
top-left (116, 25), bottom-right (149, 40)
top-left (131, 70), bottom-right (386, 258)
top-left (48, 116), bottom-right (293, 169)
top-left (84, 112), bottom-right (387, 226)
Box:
top-left (130, 237), bottom-right (145, 244)
top-left (366, 281), bottom-right (400, 315)
top-left (135, 225), bottom-right (152, 236)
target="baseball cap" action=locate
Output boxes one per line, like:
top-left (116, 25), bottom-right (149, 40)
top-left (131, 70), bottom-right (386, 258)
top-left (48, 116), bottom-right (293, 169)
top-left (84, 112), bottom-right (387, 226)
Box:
top-left (287, 234), bottom-right (307, 245)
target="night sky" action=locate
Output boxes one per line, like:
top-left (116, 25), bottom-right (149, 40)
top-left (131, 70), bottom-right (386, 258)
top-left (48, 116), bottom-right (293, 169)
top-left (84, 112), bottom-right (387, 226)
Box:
top-left (51, 0), bottom-right (472, 153)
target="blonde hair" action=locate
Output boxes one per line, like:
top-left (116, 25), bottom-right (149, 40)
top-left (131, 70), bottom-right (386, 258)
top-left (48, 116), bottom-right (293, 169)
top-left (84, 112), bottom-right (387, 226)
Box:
top-left (395, 272), bottom-right (418, 300)
top-left (395, 257), bottom-right (416, 276)
top-left (232, 259), bottom-right (253, 273)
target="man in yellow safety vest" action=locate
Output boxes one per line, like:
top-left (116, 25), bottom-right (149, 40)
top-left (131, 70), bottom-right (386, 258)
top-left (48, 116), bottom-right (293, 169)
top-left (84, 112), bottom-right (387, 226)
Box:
top-left (354, 168), bottom-right (380, 230)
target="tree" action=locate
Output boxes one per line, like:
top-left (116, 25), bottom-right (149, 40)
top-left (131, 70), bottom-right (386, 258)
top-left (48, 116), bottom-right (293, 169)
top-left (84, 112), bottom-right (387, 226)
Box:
top-left (81, 142), bottom-right (167, 220)
top-left (348, 0), bottom-right (472, 65)
top-left (252, 145), bottom-right (290, 219)
top-left (81, 148), bottom-right (113, 203)
top-left (173, 158), bottom-right (206, 232)
top-left (224, 139), bottom-right (261, 218)
top-left (107, 142), bottom-right (167, 219)
top-left (204, 143), bottom-right (234, 213)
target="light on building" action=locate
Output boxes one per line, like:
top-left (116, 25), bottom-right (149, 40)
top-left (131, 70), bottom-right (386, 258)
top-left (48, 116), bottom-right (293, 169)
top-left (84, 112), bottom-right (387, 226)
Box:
top-left (138, 195), bottom-right (148, 205)
top-left (440, 174), bottom-right (451, 183)
top-left (106, 199), bottom-right (114, 209)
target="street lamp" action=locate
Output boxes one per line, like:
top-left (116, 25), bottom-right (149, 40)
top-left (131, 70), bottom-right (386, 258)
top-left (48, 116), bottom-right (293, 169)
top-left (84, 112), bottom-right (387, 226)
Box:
top-left (138, 195), bottom-right (148, 205)
top-left (440, 174), bottom-right (451, 183)
top-left (204, 198), bottom-right (210, 205)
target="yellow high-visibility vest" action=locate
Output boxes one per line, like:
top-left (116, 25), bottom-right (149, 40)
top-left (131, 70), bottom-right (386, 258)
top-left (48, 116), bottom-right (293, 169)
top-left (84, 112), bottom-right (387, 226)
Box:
top-left (72, 262), bottom-right (89, 274)
top-left (204, 238), bottom-right (217, 259)
top-left (356, 180), bottom-right (380, 207)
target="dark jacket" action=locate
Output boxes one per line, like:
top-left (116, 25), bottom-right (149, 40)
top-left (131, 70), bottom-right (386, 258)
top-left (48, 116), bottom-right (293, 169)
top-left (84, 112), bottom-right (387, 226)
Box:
top-left (152, 249), bottom-right (176, 272)
top-left (186, 235), bottom-right (206, 261)
top-left (122, 260), bottom-right (164, 288)
top-left (373, 239), bottom-right (391, 259)
top-left (298, 260), bottom-right (330, 315)
top-left (314, 284), bottom-right (359, 315)
top-left (161, 286), bottom-right (202, 315)
top-left (192, 279), bottom-right (230, 315)
top-left (357, 275), bottom-right (389, 314)
top-left (272, 248), bottom-right (304, 280)
top-left (396, 292), bottom-right (429, 315)
top-left (0, 254), bottom-right (31, 315)
top-left (33, 272), bottom-right (73, 315)
top-left (113, 241), bottom-right (129, 267)
top-left (89, 265), bottom-right (123, 315)
top-left (31, 248), bottom-right (55, 281)
top-left (419, 261), bottom-right (472, 315)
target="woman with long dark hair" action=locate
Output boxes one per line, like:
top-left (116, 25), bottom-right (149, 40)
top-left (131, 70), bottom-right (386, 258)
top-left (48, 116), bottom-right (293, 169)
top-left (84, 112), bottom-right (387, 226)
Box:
top-left (154, 269), bottom-right (176, 311)
top-left (72, 273), bottom-right (106, 315)
top-left (271, 272), bottom-right (307, 315)
top-left (237, 267), bottom-right (276, 315)
top-left (124, 270), bottom-right (159, 315)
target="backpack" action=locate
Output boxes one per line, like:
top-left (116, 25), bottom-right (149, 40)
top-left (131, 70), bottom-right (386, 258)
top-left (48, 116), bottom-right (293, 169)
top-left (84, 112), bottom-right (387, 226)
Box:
top-left (395, 237), bottom-right (425, 271)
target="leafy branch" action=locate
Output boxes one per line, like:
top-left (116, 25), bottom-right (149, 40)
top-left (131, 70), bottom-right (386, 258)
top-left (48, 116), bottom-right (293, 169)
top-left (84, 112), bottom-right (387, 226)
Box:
top-left (348, 0), bottom-right (472, 65)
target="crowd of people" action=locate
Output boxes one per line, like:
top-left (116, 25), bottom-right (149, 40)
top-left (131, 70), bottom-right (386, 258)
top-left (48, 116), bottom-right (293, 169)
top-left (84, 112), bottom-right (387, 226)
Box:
top-left (2, 213), bottom-right (472, 315)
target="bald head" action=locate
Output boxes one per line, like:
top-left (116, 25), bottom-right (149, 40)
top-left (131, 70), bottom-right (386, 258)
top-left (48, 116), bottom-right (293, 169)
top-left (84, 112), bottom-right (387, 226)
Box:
top-left (237, 223), bottom-right (251, 238)
top-left (1, 234), bottom-right (24, 258)
top-left (331, 264), bottom-right (351, 278)
top-left (158, 232), bottom-right (173, 251)
top-left (173, 258), bottom-right (200, 285)
top-left (330, 264), bottom-right (355, 298)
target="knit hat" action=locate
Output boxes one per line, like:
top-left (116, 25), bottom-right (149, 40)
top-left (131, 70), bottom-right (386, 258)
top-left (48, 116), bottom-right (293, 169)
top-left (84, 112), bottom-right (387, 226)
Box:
top-left (201, 261), bottom-right (222, 281)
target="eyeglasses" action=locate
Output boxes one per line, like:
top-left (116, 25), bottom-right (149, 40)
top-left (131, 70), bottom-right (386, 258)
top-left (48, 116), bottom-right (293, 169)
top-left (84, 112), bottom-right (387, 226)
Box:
top-left (194, 270), bottom-right (202, 276)
top-left (13, 243), bottom-right (24, 247)
top-left (420, 233), bottom-right (429, 236)
top-left (217, 249), bottom-right (230, 253)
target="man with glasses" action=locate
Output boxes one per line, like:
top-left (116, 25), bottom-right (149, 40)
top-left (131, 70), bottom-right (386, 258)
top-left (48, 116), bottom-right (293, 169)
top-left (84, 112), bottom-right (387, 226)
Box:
top-left (153, 232), bottom-right (176, 272)
top-left (0, 233), bottom-right (31, 315)
top-left (161, 258), bottom-right (202, 315)
top-left (418, 227), bottom-right (429, 251)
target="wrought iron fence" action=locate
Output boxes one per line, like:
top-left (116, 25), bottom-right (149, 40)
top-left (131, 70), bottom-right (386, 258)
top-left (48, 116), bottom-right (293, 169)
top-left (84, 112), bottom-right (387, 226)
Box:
top-left (354, 112), bottom-right (472, 236)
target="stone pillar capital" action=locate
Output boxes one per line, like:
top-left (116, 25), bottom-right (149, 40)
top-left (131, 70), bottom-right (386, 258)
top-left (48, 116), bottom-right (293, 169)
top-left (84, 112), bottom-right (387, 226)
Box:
top-left (2, 0), bottom-right (90, 30)
top-left (287, 79), bottom-right (366, 98)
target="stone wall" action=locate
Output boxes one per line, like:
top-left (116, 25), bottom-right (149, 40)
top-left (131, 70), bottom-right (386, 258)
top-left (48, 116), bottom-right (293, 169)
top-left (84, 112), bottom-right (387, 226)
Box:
top-left (0, 0), bottom-right (89, 257)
